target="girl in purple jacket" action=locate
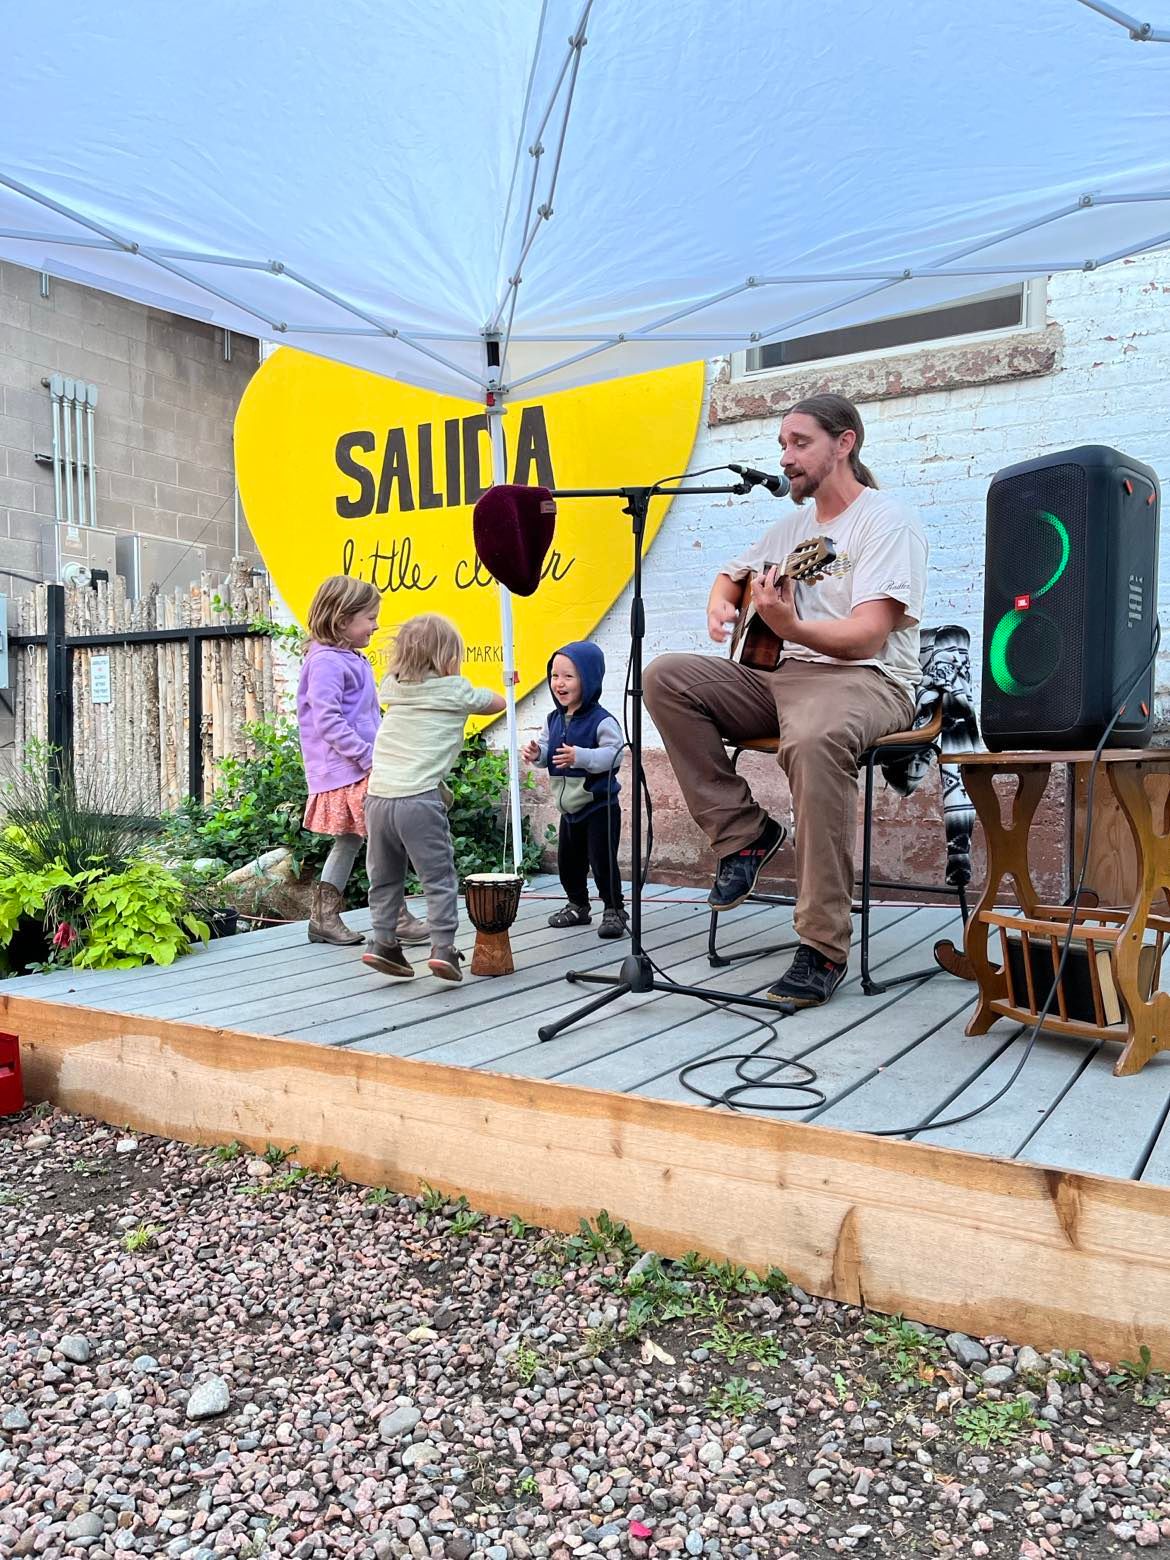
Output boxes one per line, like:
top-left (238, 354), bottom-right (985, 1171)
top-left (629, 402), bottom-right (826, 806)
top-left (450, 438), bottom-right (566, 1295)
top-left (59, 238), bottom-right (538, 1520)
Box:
top-left (297, 576), bottom-right (427, 948)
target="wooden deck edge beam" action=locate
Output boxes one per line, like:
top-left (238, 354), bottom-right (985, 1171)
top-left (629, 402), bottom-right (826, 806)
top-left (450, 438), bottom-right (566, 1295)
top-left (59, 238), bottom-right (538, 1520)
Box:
top-left (5, 991), bottom-right (1170, 1365)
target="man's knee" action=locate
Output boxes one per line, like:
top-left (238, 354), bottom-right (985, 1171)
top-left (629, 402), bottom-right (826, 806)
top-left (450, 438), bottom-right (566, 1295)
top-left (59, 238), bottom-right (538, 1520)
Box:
top-left (643, 652), bottom-right (693, 714)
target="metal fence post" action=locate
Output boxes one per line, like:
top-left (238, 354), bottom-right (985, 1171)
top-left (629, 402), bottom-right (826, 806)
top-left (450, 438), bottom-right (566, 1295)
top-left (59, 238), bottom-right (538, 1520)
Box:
top-left (45, 583), bottom-right (71, 787)
top-left (187, 629), bottom-right (204, 802)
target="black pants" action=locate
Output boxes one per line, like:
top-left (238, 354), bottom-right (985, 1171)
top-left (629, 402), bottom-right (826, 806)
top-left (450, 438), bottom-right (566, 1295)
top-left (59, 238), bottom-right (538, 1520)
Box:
top-left (558, 806), bottom-right (623, 911)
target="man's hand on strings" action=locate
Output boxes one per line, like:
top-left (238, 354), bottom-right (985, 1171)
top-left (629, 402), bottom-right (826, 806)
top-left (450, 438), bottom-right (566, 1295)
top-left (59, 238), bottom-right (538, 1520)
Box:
top-left (751, 568), bottom-right (798, 635)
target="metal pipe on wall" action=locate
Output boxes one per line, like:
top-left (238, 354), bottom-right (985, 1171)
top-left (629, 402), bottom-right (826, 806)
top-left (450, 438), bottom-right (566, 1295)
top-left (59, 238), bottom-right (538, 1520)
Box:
top-left (48, 373), bottom-right (64, 522)
top-left (73, 381), bottom-right (86, 526)
top-left (85, 384), bottom-right (98, 528)
top-left (61, 377), bottom-right (75, 526)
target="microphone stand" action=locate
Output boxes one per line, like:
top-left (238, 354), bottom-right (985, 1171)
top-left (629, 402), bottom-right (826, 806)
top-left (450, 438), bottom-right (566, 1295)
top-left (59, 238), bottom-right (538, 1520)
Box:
top-left (537, 478), bottom-right (794, 1043)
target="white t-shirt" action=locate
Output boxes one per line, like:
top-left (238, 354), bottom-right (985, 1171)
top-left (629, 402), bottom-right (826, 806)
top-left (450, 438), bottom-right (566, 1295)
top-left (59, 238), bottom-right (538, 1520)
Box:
top-left (720, 486), bottom-right (928, 700)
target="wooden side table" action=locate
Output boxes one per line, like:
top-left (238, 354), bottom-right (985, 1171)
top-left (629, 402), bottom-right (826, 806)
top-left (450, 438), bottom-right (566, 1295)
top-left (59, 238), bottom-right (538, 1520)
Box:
top-left (935, 750), bottom-right (1170, 1076)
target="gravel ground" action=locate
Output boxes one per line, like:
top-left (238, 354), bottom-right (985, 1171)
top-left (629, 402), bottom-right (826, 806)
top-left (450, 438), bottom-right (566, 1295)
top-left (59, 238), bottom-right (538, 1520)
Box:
top-left (3, 1108), bottom-right (1170, 1559)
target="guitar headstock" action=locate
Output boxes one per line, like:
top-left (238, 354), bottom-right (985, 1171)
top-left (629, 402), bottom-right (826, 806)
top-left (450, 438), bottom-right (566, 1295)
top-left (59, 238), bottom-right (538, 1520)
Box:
top-left (783, 535), bottom-right (837, 584)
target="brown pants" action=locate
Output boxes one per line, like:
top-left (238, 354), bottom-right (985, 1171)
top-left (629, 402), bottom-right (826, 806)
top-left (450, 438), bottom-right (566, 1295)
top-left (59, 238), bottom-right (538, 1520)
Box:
top-left (643, 655), bottom-right (914, 964)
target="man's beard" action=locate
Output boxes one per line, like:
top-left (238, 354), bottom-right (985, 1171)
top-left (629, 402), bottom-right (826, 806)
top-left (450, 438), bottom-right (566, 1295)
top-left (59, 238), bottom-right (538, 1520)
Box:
top-left (788, 470), bottom-right (821, 507)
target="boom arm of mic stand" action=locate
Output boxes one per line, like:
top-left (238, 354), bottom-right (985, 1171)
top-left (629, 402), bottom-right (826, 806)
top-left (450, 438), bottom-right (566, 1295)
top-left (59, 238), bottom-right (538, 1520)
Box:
top-left (537, 481), bottom-right (795, 1043)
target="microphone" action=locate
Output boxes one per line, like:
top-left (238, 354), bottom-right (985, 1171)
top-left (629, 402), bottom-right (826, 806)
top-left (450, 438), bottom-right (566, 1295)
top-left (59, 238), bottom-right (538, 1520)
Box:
top-left (729, 463), bottom-right (791, 497)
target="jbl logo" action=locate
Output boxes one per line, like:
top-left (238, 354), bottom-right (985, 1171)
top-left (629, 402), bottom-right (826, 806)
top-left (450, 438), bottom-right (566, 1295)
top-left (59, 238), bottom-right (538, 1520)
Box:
top-left (1128, 573), bottom-right (1144, 626)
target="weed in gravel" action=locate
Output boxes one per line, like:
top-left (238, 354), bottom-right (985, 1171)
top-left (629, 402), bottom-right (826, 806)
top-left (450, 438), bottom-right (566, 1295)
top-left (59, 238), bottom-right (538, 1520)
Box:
top-left (366, 1187), bottom-right (391, 1207)
top-left (1107, 1345), bottom-right (1167, 1405)
top-left (1053, 1348), bottom-right (1087, 1383)
top-left (583, 1322), bottom-right (618, 1358)
top-left (707, 1376), bottom-right (765, 1418)
top-left (70, 1157), bottom-right (109, 1175)
top-left (954, 1397), bottom-right (1038, 1448)
top-left (122, 1223), bottom-right (161, 1253)
top-left (705, 1319), bottom-right (787, 1367)
top-left (514, 1473), bottom-right (540, 1500)
top-left (241, 1167), bottom-right (312, 1196)
top-left (419, 1180), bottom-right (446, 1213)
top-left (263, 1141), bottom-right (296, 1167)
top-left (508, 1214), bottom-right (531, 1239)
top-left (208, 1140), bottom-right (244, 1164)
top-left (513, 1344), bottom-right (542, 1386)
top-left (30, 1101), bottom-right (52, 1118)
top-left (533, 1272), bottom-right (559, 1290)
top-left (0, 1186), bottom-right (23, 1206)
top-left (864, 1314), bottom-right (946, 1384)
top-left (450, 1209), bottom-right (484, 1238)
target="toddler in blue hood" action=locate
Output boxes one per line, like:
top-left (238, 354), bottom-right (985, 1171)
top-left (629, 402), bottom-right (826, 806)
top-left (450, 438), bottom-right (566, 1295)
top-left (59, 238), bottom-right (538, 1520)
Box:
top-left (521, 641), bottom-right (629, 939)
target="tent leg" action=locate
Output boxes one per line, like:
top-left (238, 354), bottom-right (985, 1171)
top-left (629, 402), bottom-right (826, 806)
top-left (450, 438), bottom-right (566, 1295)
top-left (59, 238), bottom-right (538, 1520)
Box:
top-left (485, 367), bottom-right (524, 875)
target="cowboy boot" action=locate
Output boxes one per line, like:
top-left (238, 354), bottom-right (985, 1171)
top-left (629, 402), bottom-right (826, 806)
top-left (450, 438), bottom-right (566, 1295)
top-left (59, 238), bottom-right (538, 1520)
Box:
top-left (308, 881), bottom-right (364, 946)
top-left (395, 907), bottom-right (431, 944)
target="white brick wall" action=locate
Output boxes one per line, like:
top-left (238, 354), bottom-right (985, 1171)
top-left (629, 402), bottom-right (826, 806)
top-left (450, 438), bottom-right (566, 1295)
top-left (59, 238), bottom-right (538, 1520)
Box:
top-left (513, 252), bottom-right (1170, 746)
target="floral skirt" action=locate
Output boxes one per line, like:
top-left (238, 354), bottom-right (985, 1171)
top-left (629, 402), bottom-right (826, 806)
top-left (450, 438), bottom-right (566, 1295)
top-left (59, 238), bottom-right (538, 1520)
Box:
top-left (303, 777), bottom-right (369, 838)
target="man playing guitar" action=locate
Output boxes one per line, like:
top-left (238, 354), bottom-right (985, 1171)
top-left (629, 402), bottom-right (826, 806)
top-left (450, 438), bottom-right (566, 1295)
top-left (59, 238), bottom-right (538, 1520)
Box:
top-left (643, 393), bottom-right (928, 1006)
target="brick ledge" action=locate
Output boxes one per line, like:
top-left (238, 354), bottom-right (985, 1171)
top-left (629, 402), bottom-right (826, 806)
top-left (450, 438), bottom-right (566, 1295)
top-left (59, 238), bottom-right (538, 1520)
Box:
top-left (708, 323), bottom-right (1064, 426)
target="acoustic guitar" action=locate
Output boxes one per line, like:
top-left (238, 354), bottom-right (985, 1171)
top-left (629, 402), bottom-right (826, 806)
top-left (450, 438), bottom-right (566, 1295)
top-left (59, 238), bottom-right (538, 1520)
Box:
top-left (727, 535), bottom-right (838, 671)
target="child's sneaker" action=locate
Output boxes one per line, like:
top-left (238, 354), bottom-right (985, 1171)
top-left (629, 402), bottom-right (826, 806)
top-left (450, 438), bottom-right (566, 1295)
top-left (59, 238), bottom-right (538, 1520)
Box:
top-left (361, 941), bottom-right (414, 979)
top-left (428, 945), bottom-right (465, 982)
top-left (598, 907), bottom-right (630, 940)
top-left (548, 901), bottom-right (591, 928)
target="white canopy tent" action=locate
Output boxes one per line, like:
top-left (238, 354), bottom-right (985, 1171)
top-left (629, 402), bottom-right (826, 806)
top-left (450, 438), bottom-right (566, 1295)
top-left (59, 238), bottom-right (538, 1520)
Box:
top-left (4, 0), bottom-right (1170, 863)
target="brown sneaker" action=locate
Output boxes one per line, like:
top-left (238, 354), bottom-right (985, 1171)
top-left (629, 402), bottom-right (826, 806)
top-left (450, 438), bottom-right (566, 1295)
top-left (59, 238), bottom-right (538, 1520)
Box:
top-left (308, 881), bottom-right (364, 946)
top-left (395, 908), bottom-right (431, 945)
top-left (427, 945), bottom-right (465, 982)
top-left (361, 941), bottom-right (415, 979)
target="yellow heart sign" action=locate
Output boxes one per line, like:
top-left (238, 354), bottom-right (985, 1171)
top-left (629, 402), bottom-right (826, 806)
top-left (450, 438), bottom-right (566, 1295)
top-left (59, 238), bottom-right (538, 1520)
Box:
top-left (234, 350), bottom-right (704, 715)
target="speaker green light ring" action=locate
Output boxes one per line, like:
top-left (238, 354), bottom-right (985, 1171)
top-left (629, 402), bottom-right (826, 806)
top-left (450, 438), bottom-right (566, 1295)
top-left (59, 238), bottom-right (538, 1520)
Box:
top-left (988, 510), bottom-right (1070, 696)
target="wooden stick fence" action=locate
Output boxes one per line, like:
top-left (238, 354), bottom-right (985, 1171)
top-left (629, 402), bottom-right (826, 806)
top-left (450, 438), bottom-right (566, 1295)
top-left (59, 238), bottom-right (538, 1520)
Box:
top-left (11, 560), bottom-right (279, 812)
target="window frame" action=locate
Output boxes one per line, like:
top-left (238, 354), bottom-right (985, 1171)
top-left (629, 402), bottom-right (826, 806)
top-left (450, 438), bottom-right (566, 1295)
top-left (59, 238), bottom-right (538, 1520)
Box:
top-left (731, 277), bottom-right (1047, 381)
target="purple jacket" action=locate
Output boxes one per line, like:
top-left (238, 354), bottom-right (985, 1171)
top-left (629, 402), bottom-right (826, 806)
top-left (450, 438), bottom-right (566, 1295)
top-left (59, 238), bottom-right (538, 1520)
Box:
top-left (296, 642), bottom-right (381, 794)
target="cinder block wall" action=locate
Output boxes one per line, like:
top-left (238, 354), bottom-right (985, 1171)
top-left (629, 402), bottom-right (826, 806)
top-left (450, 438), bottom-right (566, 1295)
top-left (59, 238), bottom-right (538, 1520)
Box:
top-left (516, 254), bottom-right (1170, 901)
top-left (0, 260), bottom-right (260, 588)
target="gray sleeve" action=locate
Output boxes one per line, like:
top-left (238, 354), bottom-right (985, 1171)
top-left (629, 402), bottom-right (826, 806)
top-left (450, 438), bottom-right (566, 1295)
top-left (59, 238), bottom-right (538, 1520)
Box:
top-left (572, 714), bottom-right (624, 774)
top-left (534, 715), bottom-right (551, 765)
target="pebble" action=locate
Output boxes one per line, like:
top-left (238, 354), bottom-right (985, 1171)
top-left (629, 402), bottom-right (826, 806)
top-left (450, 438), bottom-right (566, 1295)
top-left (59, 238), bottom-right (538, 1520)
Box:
top-left (185, 1376), bottom-right (230, 1420)
top-left (981, 1364), bottom-right (1015, 1387)
top-left (945, 1332), bottom-right (990, 1368)
top-left (244, 1158), bottom-right (273, 1179)
top-left (2, 1406), bottom-right (31, 1431)
top-left (378, 1404), bottom-right (421, 1442)
top-left (131, 1355), bottom-right (160, 1373)
top-left (115, 1137), bottom-right (139, 1154)
top-left (66, 1513), bottom-right (105, 1540)
top-left (58, 1334), bottom-right (92, 1363)
top-left (1016, 1345), bottom-right (1046, 1374)
top-left (401, 1440), bottom-right (439, 1468)
top-left (25, 1134), bottom-right (52, 1150)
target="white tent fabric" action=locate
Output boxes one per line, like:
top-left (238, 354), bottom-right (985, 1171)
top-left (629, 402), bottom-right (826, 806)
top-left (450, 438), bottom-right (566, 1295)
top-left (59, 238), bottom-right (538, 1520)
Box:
top-left (3, 0), bottom-right (1170, 401)
top-left (4, 0), bottom-right (1169, 866)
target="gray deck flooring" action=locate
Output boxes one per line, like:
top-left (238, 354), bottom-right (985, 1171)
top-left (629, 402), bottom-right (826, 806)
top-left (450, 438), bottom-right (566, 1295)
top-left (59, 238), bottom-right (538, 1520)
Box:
top-left (6, 876), bottom-right (1169, 1187)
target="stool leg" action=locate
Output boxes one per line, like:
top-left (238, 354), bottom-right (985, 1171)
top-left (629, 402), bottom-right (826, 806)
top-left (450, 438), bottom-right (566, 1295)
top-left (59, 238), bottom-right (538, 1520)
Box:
top-left (860, 753), bottom-right (878, 994)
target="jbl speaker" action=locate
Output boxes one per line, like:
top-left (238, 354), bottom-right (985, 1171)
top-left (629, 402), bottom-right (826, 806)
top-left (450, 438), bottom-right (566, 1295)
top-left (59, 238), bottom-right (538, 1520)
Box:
top-left (981, 445), bottom-right (1160, 751)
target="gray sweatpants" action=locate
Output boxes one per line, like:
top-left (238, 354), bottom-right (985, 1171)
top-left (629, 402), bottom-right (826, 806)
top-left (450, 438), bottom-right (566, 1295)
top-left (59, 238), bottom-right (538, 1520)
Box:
top-left (365, 790), bottom-right (459, 947)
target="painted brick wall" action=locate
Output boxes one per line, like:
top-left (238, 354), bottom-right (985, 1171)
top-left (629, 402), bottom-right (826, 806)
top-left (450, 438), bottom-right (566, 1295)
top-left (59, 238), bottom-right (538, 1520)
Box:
top-left (513, 253), bottom-right (1170, 897)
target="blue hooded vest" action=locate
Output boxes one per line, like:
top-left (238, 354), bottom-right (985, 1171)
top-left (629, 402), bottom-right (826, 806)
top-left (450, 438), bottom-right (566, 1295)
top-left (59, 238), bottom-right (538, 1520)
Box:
top-left (545, 641), bottom-right (621, 822)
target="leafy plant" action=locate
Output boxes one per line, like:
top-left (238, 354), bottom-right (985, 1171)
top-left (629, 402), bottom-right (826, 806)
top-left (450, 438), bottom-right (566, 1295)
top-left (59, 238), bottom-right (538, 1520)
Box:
top-left (366, 1186), bottom-right (391, 1207)
top-left (705, 1320), bottom-right (787, 1367)
top-left (264, 1142), bottom-right (296, 1167)
top-left (450, 1209), bottom-right (484, 1238)
top-left (1108, 1344), bottom-right (1154, 1385)
top-left (71, 1157), bottom-right (108, 1175)
top-left (122, 1223), bottom-right (161, 1253)
top-left (513, 1344), bottom-right (542, 1386)
top-left (1, 749), bottom-right (154, 881)
top-left (508, 1214), bottom-right (531, 1239)
top-left (209, 1141), bottom-right (244, 1164)
top-left (1053, 1349), bottom-right (1086, 1384)
top-left (707, 1377), bottom-right (765, 1418)
top-left (863, 1314), bottom-right (946, 1384)
top-left (71, 861), bottom-right (209, 969)
top-left (514, 1473), bottom-right (540, 1499)
top-left (954, 1398), bottom-right (1037, 1448)
top-left (241, 1167), bottom-right (312, 1196)
top-left (583, 1322), bottom-right (618, 1357)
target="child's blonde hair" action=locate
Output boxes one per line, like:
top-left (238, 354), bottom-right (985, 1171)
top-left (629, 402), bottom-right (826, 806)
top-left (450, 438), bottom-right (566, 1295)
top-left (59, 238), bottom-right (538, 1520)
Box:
top-left (390, 613), bottom-right (463, 683)
top-left (306, 575), bottom-right (381, 647)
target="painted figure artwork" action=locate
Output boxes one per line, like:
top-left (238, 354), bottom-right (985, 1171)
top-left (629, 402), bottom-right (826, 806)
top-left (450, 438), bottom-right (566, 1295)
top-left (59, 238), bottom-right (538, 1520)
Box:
top-left (880, 625), bottom-right (979, 888)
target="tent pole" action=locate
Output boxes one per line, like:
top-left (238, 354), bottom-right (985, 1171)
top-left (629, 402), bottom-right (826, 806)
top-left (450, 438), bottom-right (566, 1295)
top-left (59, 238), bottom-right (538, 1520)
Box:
top-left (485, 351), bottom-right (524, 875)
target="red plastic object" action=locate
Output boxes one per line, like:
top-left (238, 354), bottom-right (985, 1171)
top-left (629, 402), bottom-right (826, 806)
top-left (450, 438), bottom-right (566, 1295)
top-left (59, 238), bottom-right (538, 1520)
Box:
top-left (0, 1032), bottom-right (25, 1116)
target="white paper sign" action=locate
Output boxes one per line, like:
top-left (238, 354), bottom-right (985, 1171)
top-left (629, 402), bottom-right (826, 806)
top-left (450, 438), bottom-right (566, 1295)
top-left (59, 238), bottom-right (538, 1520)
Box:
top-left (90, 654), bottom-right (111, 704)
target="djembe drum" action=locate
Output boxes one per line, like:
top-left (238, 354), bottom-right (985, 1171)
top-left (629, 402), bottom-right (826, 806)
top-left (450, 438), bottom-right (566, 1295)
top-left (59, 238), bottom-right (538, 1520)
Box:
top-left (463, 873), bottom-right (524, 976)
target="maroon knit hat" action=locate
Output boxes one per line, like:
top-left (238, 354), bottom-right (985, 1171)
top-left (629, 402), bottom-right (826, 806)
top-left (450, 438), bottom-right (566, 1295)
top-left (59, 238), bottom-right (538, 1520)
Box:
top-left (472, 484), bottom-right (557, 596)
